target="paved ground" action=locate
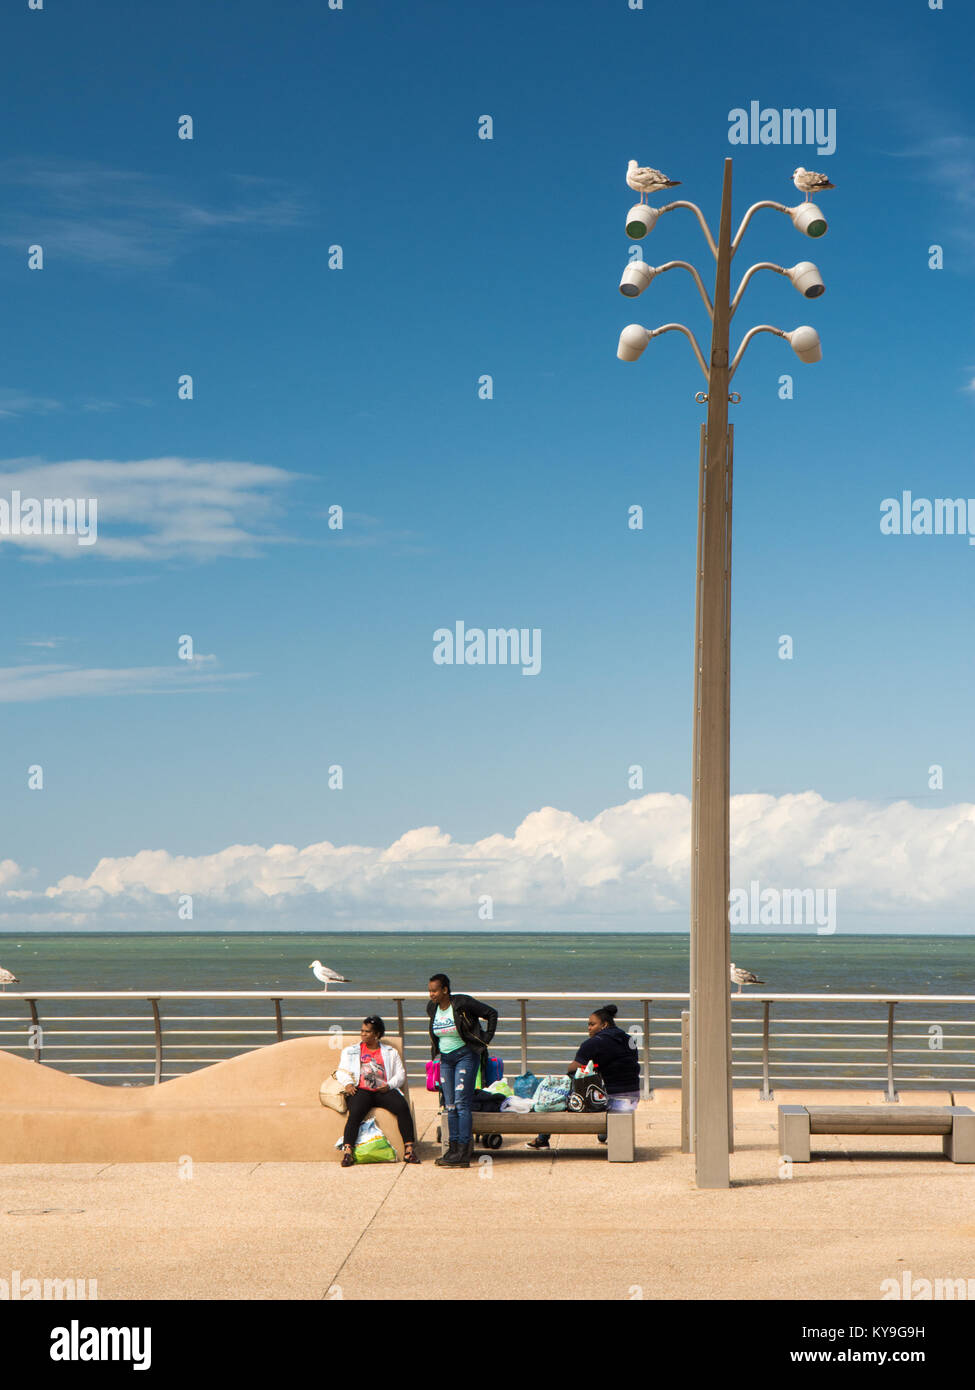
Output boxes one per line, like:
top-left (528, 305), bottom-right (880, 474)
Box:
top-left (1, 1090), bottom-right (972, 1301)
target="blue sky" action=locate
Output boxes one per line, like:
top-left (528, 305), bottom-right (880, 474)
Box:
top-left (1, 0), bottom-right (973, 931)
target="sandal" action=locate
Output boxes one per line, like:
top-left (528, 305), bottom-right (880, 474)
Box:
top-left (403, 1143), bottom-right (421, 1164)
top-left (341, 1147), bottom-right (355, 1167)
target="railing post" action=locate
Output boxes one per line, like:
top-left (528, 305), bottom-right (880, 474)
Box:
top-left (885, 1002), bottom-right (899, 1102)
top-left (149, 998), bottom-right (162, 1085)
top-left (26, 999), bottom-right (41, 1063)
top-left (519, 999), bottom-right (528, 1075)
top-left (681, 1010), bottom-right (692, 1153)
top-left (272, 998), bottom-right (284, 1044)
top-left (395, 998), bottom-right (405, 1047)
top-left (760, 1000), bottom-right (773, 1101)
top-left (642, 1000), bottom-right (653, 1099)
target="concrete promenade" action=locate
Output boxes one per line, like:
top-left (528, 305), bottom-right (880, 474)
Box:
top-left (1, 1089), bottom-right (971, 1301)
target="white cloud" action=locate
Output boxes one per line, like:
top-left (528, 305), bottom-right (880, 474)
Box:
top-left (14, 791), bottom-right (975, 928)
top-left (0, 658), bottom-right (247, 702)
top-left (0, 159), bottom-right (304, 269)
top-left (0, 456), bottom-right (298, 560)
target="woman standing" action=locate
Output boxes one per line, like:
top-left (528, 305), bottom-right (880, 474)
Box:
top-left (427, 972), bottom-right (498, 1168)
top-left (527, 1003), bottom-right (640, 1150)
top-left (336, 1016), bottom-right (420, 1166)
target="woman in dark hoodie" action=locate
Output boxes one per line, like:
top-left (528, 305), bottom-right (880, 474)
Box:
top-left (427, 972), bottom-right (498, 1168)
top-left (527, 1003), bottom-right (640, 1150)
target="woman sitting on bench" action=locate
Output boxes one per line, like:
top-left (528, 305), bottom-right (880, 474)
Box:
top-left (337, 1016), bottom-right (420, 1166)
top-left (527, 1003), bottom-right (641, 1150)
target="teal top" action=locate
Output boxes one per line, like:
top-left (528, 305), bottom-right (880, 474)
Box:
top-left (433, 1004), bottom-right (465, 1054)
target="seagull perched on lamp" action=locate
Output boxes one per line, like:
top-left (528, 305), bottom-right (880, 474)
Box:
top-left (792, 166), bottom-right (835, 202)
top-left (309, 960), bottom-right (349, 990)
top-left (626, 160), bottom-right (680, 202)
top-left (730, 963), bottom-right (766, 995)
top-left (0, 965), bottom-right (19, 992)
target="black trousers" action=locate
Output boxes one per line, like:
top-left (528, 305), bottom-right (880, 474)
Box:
top-left (342, 1087), bottom-right (415, 1149)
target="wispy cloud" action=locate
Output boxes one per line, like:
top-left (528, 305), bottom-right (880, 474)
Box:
top-left (0, 389), bottom-right (63, 418)
top-left (0, 159), bottom-right (306, 269)
top-left (0, 656), bottom-right (249, 703)
top-left (0, 456), bottom-right (299, 561)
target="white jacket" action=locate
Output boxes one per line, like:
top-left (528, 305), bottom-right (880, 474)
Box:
top-left (335, 1042), bottom-right (407, 1093)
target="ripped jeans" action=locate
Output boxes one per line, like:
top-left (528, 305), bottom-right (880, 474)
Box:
top-left (439, 1045), bottom-right (480, 1145)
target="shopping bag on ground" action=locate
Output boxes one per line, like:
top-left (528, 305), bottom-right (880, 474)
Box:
top-left (532, 1075), bottom-right (572, 1112)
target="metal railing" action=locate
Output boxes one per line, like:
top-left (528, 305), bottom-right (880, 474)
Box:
top-left (1, 990), bottom-right (973, 1099)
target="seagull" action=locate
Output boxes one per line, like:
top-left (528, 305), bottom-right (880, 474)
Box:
top-left (309, 960), bottom-right (349, 991)
top-left (626, 160), bottom-right (680, 203)
top-left (792, 167), bottom-right (835, 202)
top-left (730, 963), bottom-right (765, 995)
top-left (0, 966), bottom-right (19, 992)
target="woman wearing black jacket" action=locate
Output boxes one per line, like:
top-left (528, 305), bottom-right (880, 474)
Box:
top-left (427, 973), bottom-right (498, 1168)
top-left (527, 1003), bottom-right (640, 1150)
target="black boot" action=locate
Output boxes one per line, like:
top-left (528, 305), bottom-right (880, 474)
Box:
top-left (435, 1140), bottom-right (460, 1167)
top-left (443, 1139), bottom-right (472, 1168)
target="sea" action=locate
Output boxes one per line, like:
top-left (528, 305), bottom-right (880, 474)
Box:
top-left (0, 930), bottom-right (970, 995)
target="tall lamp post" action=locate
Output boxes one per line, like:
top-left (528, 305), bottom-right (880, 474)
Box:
top-left (616, 157), bottom-right (828, 1189)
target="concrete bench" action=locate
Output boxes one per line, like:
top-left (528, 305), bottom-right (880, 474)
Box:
top-left (779, 1104), bottom-right (975, 1163)
top-left (441, 1109), bottom-right (636, 1162)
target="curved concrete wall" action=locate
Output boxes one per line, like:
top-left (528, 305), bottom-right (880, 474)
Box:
top-left (0, 1034), bottom-right (413, 1163)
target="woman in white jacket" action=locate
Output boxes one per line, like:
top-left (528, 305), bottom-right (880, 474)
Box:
top-left (336, 1016), bottom-right (419, 1166)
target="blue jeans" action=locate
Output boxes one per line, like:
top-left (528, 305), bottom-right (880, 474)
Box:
top-left (440, 1045), bottom-right (480, 1145)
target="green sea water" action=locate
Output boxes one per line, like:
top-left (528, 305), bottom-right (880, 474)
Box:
top-left (0, 931), bottom-right (970, 995)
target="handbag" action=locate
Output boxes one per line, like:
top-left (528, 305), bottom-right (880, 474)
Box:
top-left (567, 1070), bottom-right (608, 1113)
top-left (425, 1060), bottom-right (441, 1091)
top-left (319, 1071), bottom-right (349, 1114)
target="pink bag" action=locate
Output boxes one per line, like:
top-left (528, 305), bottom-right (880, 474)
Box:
top-left (426, 1060), bottom-right (441, 1091)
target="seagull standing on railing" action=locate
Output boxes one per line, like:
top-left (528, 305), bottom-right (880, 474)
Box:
top-left (309, 960), bottom-right (349, 991)
top-left (626, 160), bottom-right (680, 203)
top-left (0, 966), bottom-right (19, 992)
top-left (792, 166), bottom-right (835, 202)
top-left (730, 963), bottom-right (765, 995)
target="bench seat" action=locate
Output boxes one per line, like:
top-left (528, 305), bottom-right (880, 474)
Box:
top-left (446, 1109), bottom-right (636, 1161)
top-left (779, 1104), bottom-right (975, 1163)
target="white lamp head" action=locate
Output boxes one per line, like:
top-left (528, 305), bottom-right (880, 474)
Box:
top-left (625, 203), bottom-right (659, 239)
top-left (786, 325), bottom-right (822, 363)
top-left (789, 202), bottom-right (828, 239)
top-left (788, 261), bottom-right (825, 298)
top-left (619, 261), bottom-right (655, 297)
top-left (617, 324), bottom-right (651, 361)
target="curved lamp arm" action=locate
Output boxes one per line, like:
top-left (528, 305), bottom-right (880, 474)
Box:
top-left (648, 323), bottom-right (710, 383)
top-left (658, 200), bottom-right (718, 260)
top-left (654, 261), bottom-right (714, 317)
top-left (731, 200), bottom-right (791, 252)
top-left (730, 262), bottom-right (786, 317)
top-left (729, 324), bottom-right (787, 380)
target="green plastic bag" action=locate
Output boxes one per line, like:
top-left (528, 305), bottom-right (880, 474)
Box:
top-left (354, 1133), bottom-right (398, 1164)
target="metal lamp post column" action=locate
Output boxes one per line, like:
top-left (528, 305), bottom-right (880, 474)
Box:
top-left (690, 157), bottom-right (734, 1189)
